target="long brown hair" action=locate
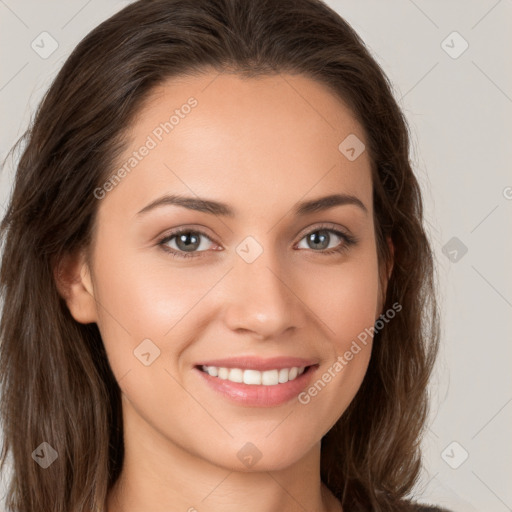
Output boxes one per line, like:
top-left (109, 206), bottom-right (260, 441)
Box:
top-left (0, 1), bottom-right (440, 511)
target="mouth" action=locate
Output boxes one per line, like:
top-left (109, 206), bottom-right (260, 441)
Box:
top-left (193, 356), bottom-right (320, 407)
top-left (197, 364), bottom-right (314, 385)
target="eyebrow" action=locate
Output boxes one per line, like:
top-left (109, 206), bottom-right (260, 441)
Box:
top-left (136, 193), bottom-right (368, 217)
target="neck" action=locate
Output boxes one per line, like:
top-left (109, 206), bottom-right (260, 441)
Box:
top-left (105, 395), bottom-right (342, 512)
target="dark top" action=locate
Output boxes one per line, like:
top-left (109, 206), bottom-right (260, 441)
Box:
top-left (413, 505), bottom-right (452, 512)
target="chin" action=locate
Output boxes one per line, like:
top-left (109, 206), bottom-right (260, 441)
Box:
top-left (199, 434), bottom-right (319, 473)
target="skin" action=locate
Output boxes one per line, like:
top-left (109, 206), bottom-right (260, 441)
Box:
top-left (58, 71), bottom-right (393, 512)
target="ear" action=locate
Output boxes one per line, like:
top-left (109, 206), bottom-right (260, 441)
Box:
top-left (377, 235), bottom-right (395, 315)
top-left (54, 248), bottom-right (97, 324)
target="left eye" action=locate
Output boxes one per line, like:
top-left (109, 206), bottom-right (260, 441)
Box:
top-left (296, 228), bottom-right (347, 251)
top-left (158, 226), bottom-right (356, 259)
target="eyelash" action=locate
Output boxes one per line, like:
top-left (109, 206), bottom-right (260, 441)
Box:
top-left (157, 224), bottom-right (358, 260)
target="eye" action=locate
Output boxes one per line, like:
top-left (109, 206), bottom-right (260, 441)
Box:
top-left (158, 229), bottom-right (217, 259)
top-left (157, 223), bottom-right (358, 260)
top-left (295, 224), bottom-right (357, 256)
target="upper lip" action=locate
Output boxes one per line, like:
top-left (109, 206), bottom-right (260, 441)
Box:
top-left (195, 356), bottom-right (319, 371)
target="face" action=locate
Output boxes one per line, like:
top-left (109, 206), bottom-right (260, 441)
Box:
top-left (66, 71), bottom-right (388, 472)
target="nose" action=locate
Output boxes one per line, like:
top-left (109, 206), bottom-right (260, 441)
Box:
top-left (222, 246), bottom-right (305, 340)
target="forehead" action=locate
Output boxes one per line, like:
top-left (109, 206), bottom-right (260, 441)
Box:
top-left (98, 71), bottom-right (373, 223)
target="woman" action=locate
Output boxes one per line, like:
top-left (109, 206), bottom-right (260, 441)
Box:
top-left (0, 1), bottom-right (448, 511)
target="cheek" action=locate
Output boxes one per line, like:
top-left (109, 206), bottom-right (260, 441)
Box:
top-left (305, 250), bottom-right (380, 347)
top-left (293, 248), bottom-right (379, 428)
top-left (90, 238), bottom-right (206, 374)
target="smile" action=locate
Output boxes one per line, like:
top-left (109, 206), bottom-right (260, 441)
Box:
top-left (194, 356), bottom-right (319, 407)
top-left (200, 365), bottom-right (307, 385)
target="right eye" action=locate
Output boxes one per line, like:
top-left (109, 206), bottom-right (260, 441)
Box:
top-left (158, 229), bottom-right (219, 259)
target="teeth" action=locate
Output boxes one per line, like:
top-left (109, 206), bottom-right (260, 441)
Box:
top-left (202, 365), bottom-right (306, 385)
top-left (261, 369), bottom-right (279, 385)
top-left (229, 368), bottom-right (243, 383)
top-left (243, 369), bottom-right (261, 385)
top-left (278, 368), bottom-right (289, 383)
top-left (207, 366), bottom-right (218, 377)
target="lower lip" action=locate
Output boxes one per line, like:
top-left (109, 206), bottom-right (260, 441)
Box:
top-left (195, 366), bottom-right (318, 407)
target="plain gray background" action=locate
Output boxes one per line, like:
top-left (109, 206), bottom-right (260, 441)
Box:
top-left (1, 1), bottom-right (511, 511)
